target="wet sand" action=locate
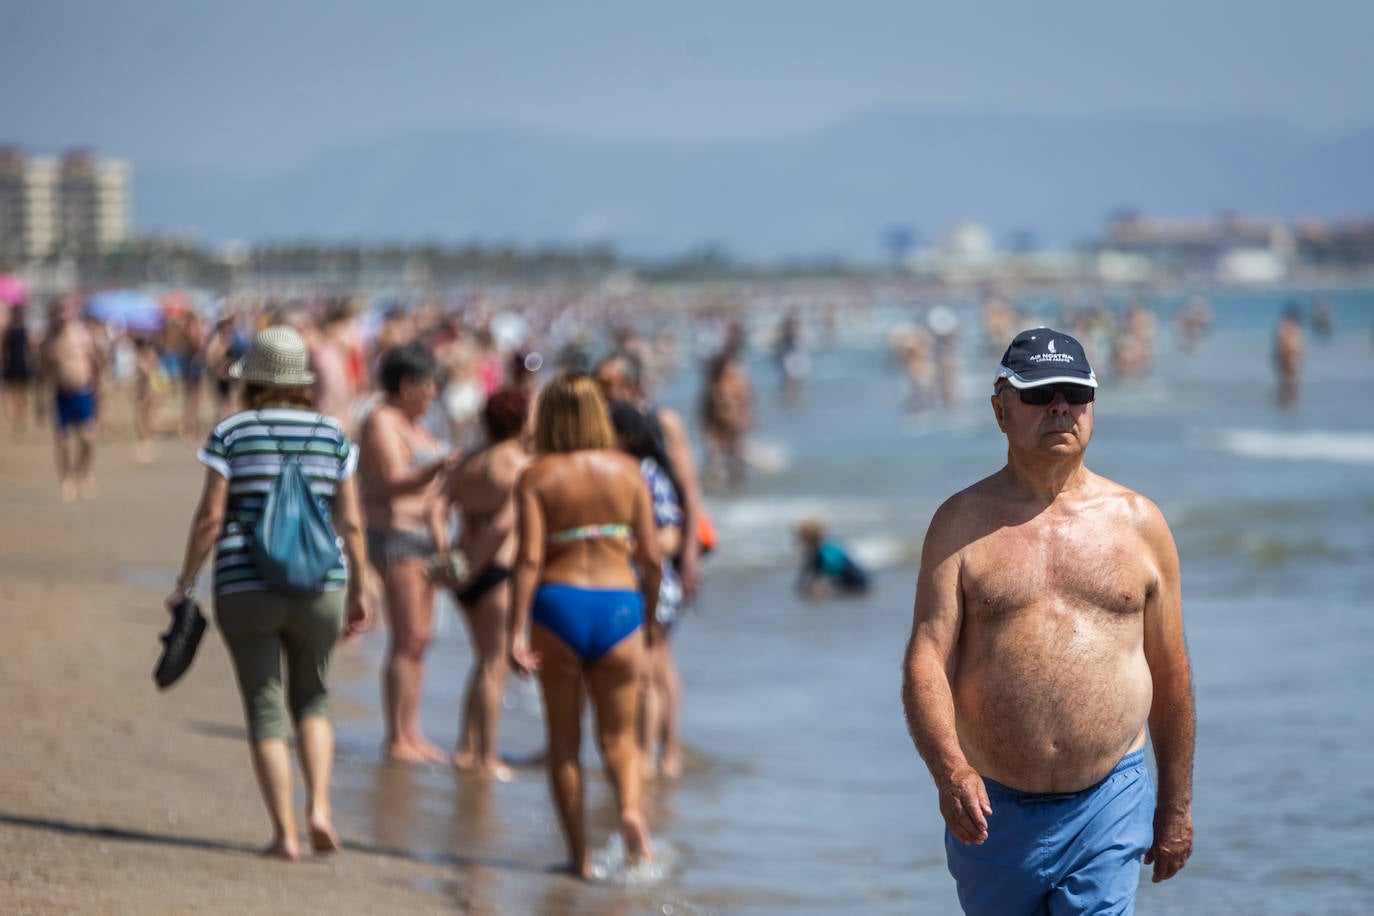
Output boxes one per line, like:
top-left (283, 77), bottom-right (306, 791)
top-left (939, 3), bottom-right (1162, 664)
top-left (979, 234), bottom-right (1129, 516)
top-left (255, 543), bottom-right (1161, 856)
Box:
top-left (0, 407), bottom-right (461, 914)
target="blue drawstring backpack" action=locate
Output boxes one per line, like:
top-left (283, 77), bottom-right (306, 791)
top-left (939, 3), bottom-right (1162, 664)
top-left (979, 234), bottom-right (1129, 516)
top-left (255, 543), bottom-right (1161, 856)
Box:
top-left (251, 414), bottom-right (342, 594)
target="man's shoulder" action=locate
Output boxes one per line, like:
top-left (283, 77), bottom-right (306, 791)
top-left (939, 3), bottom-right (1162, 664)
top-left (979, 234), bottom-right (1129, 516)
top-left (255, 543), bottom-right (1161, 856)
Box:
top-left (1086, 471), bottom-right (1160, 515)
top-left (941, 471), bottom-right (1006, 511)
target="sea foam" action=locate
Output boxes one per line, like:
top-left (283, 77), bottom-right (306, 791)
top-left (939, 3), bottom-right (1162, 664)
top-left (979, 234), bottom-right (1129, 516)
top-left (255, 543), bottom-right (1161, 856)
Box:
top-left (1205, 428), bottom-right (1374, 466)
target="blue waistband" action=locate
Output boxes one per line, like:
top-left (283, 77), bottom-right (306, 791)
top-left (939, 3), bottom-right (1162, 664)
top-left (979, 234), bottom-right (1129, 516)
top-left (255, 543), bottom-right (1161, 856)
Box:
top-left (982, 749), bottom-right (1146, 802)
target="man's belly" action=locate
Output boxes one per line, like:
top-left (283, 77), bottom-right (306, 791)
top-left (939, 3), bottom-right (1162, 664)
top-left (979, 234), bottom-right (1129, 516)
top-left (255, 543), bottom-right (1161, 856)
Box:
top-left (953, 646), bottom-right (1152, 793)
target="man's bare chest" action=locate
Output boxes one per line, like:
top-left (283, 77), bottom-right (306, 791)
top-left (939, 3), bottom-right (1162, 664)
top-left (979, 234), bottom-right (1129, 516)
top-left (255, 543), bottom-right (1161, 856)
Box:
top-left (961, 521), bottom-right (1152, 621)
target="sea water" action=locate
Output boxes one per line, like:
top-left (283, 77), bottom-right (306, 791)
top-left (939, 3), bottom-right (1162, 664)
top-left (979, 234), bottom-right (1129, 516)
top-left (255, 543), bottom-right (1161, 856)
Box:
top-left (332, 287), bottom-right (1374, 914)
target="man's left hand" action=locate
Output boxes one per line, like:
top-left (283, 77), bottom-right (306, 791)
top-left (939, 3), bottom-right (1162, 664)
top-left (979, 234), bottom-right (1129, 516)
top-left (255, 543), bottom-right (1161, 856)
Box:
top-left (1144, 807), bottom-right (1192, 882)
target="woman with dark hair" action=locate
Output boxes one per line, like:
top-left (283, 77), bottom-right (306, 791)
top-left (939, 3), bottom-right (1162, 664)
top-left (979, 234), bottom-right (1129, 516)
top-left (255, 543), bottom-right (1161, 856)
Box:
top-left (508, 373), bottom-right (661, 877)
top-left (167, 325), bottom-right (371, 860)
top-left (608, 399), bottom-right (687, 778)
top-left (2, 304), bottom-right (36, 435)
top-left (441, 385), bottom-right (532, 778)
top-left (358, 340), bottom-right (458, 763)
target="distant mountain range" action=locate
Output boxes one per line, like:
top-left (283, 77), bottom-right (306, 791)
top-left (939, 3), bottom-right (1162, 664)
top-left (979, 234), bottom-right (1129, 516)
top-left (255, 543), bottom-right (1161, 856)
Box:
top-left (134, 110), bottom-right (1374, 261)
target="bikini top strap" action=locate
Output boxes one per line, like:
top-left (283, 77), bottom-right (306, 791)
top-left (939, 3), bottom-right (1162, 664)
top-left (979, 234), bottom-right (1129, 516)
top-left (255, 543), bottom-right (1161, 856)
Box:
top-left (548, 523), bottom-right (633, 544)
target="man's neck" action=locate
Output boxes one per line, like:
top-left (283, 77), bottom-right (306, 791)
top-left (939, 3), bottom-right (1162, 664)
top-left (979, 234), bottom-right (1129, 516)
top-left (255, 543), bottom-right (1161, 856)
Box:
top-left (1001, 453), bottom-right (1090, 504)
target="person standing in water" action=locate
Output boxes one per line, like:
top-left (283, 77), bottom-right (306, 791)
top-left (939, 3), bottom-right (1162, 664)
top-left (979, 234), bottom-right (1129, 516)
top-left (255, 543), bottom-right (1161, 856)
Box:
top-left (1273, 304), bottom-right (1304, 410)
top-left (508, 373), bottom-right (661, 877)
top-left (441, 385), bottom-right (531, 779)
top-left (902, 327), bottom-right (1194, 914)
top-left (358, 341), bottom-right (459, 762)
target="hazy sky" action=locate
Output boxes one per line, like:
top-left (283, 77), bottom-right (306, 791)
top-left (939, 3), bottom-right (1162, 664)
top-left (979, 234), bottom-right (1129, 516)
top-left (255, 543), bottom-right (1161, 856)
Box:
top-left (6, 1), bottom-right (1372, 172)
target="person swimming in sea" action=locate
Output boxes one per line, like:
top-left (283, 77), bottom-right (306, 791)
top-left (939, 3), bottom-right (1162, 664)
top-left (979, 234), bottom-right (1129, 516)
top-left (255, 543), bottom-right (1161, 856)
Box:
top-left (795, 518), bottom-right (870, 599)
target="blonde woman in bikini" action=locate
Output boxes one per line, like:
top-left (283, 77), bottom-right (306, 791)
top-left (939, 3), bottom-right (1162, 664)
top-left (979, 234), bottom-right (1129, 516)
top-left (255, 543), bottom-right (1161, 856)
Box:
top-left (509, 373), bottom-right (662, 877)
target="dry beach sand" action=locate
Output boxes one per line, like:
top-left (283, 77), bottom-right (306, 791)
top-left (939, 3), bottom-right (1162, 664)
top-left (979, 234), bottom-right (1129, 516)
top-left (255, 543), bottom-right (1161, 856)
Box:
top-left (0, 404), bottom-right (466, 914)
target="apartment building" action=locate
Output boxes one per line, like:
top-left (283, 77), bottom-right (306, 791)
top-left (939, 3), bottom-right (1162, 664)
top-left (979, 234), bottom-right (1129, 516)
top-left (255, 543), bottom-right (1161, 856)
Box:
top-left (0, 147), bottom-right (130, 260)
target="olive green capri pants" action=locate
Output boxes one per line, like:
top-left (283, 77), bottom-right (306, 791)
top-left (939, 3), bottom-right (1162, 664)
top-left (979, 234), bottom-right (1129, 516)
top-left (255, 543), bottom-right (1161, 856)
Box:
top-left (214, 589), bottom-right (345, 742)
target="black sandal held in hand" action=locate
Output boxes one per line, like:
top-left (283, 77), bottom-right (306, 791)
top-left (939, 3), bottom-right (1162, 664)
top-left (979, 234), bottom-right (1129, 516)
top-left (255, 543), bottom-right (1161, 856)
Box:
top-left (154, 598), bottom-right (207, 689)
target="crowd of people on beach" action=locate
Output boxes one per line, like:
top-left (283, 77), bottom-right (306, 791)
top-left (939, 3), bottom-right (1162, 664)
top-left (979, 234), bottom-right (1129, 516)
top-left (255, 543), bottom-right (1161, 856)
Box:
top-left (0, 279), bottom-right (1345, 904)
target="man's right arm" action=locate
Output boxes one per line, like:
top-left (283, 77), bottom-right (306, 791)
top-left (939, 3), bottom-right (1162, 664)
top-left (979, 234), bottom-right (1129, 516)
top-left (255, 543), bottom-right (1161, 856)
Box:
top-left (902, 500), bottom-right (991, 845)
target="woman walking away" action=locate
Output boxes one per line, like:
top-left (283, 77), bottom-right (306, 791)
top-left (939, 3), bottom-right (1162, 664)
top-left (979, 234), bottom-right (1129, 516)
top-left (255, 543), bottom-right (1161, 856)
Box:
top-left (509, 373), bottom-right (662, 877)
top-left (167, 325), bottom-right (371, 861)
top-left (608, 399), bottom-right (688, 779)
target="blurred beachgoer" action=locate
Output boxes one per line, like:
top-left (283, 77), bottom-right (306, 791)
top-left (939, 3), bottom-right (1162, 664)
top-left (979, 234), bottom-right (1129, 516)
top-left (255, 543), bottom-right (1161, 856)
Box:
top-left (608, 399), bottom-right (687, 778)
top-left (508, 373), bottom-right (661, 877)
top-left (204, 314), bottom-right (249, 423)
top-left (166, 325), bottom-right (371, 861)
top-left (795, 518), bottom-right (870, 599)
top-left (441, 385), bottom-right (531, 779)
top-left (1274, 305), bottom-right (1304, 409)
top-left (699, 346), bottom-right (753, 489)
top-left (39, 297), bottom-right (104, 501)
top-left (440, 336), bottom-right (487, 451)
top-left (1173, 296), bottom-right (1212, 353)
top-left (373, 305), bottom-right (415, 362)
top-left (474, 327), bottom-right (505, 395)
top-left (887, 323), bottom-right (935, 414)
top-left (175, 310), bottom-right (207, 441)
top-left (1310, 297), bottom-right (1333, 341)
top-left (132, 336), bottom-right (169, 463)
top-left (1112, 303), bottom-right (1157, 381)
top-left (2, 304), bottom-right (36, 436)
top-left (309, 302), bottom-right (356, 433)
top-left (979, 295), bottom-right (1017, 357)
top-left (928, 305), bottom-right (962, 411)
top-left (595, 350), bottom-right (705, 599)
top-left (81, 310), bottom-right (114, 440)
top-left (902, 328), bottom-right (1194, 914)
top-left (358, 342), bottom-right (459, 763)
top-left (773, 310), bottom-right (808, 407)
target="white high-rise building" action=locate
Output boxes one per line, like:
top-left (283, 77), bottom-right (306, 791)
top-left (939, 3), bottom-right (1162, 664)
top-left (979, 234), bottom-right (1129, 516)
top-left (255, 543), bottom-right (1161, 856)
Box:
top-left (0, 147), bottom-right (130, 260)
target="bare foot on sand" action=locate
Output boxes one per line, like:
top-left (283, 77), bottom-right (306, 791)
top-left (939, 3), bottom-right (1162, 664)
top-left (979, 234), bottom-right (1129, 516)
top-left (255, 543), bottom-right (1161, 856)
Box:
top-left (60, 479), bottom-right (78, 503)
top-left (260, 841), bottom-right (300, 862)
top-left (308, 815), bottom-right (342, 855)
top-left (659, 752), bottom-right (683, 780)
top-left (78, 475), bottom-right (97, 500)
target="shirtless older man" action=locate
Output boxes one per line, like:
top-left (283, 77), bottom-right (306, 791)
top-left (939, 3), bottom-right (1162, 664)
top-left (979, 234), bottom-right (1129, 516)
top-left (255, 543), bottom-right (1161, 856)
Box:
top-left (902, 328), bottom-right (1194, 915)
top-left (40, 298), bottom-right (105, 501)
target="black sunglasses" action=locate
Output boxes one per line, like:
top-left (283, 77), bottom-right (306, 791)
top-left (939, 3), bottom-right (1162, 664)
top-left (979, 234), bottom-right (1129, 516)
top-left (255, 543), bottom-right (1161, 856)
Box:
top-left (1007, 383), bottom-right (1096, 406)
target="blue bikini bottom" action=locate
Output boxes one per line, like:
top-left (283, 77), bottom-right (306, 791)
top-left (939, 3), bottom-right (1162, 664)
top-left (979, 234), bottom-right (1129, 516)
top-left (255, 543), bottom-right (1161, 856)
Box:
top-left (532, 584), bottom-right (642, 663)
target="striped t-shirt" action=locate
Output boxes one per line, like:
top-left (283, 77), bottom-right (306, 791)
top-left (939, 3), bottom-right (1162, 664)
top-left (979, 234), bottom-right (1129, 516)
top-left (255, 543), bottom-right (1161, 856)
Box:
top-left (197, 408), bottom-right (359, 596)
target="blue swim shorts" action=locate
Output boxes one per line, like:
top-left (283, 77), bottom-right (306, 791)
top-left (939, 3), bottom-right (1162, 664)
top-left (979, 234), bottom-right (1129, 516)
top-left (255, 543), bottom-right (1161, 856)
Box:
top-left (54, 388), bottom-right (98, 430)
top-left (945, 749), bottom-right (1154, 916)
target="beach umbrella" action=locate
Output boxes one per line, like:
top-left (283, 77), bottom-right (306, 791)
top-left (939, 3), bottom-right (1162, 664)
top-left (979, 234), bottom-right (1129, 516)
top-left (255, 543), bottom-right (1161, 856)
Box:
top-left (87, 289), bottom-right (164, 332)
top-left (0, 274), bottom-right (27, 307)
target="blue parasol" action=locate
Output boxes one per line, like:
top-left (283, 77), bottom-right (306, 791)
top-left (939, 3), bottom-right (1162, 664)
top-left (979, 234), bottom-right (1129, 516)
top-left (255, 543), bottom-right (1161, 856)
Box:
top-left (86, 289), bottom-right (164, 332)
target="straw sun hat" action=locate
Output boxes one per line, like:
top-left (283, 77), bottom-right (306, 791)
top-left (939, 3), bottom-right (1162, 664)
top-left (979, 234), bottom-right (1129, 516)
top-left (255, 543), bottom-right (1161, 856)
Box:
top-left (228, 325), bottom-right (316, 386)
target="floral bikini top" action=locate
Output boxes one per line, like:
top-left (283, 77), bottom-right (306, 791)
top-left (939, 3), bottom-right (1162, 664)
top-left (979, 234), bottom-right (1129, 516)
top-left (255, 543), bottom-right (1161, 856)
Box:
top-left (547, 523), bottom-right (633, 544)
